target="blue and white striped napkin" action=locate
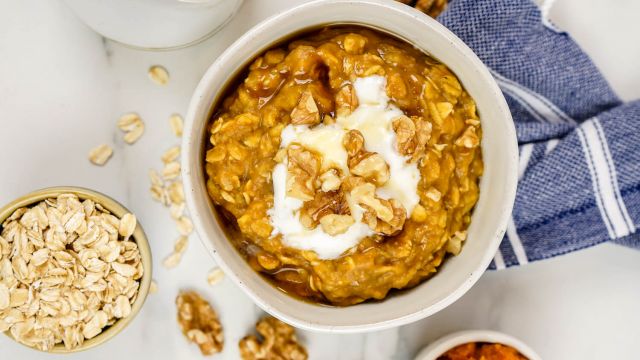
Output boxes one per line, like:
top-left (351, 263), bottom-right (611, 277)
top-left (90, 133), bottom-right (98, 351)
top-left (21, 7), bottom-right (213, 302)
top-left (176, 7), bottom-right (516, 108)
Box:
top-left (438, 0), bottom-right (640, 268)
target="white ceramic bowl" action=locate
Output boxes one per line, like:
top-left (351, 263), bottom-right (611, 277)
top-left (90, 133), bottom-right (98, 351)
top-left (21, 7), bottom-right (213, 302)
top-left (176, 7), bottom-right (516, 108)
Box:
top-left (183, 0), bottom-right (518, 332)
top-left (415, 330), bottom-right (542, 360)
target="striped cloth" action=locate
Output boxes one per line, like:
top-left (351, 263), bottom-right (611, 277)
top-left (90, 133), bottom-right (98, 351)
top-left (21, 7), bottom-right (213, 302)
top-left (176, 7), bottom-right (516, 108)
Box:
top-left (438, 0), bottom-right (640, 269)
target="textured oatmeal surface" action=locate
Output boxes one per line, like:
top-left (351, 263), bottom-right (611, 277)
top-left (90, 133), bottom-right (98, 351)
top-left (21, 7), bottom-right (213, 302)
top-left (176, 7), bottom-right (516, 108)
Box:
top-left (204, 27), bottom-right (483, 305)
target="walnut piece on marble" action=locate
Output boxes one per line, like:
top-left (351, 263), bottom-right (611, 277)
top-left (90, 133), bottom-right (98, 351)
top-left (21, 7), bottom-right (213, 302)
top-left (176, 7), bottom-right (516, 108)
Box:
top-left (88, 144), bottom-right (113, 166)
top-left (239, 316), bottom-right (308, 360)
top-left (176, 290), bottom-right (224, 356)
top-left (290, 90), bottom-right (320, 125)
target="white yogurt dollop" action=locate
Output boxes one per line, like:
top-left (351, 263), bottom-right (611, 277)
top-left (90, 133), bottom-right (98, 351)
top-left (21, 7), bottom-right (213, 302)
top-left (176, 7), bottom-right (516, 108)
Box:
top-left (268, 75), bottom-right (421, 259)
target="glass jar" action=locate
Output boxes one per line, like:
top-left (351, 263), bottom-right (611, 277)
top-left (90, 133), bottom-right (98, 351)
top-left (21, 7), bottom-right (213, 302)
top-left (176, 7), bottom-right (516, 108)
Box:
top-left (63, 0), bottom-right (244, 50)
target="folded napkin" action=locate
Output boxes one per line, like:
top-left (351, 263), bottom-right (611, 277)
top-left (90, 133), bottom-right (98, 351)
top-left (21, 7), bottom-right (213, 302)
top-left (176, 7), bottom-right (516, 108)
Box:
top-left (437, 0), bottom-right (640, 268)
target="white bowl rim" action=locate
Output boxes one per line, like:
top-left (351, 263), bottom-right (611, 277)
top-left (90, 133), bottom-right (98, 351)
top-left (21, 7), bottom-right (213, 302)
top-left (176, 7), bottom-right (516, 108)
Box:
top-left (414, 330), bottom-right (542, 360)
top-left (182, 0), bottom-right (518, 333)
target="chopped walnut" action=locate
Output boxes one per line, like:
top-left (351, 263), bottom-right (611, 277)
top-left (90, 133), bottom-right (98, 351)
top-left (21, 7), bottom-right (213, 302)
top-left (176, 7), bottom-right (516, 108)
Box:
top-left (350, 183), bottom-right (406, 234)
top-left (343, 130), bottom-right (390, 185)
top-left (319, 169), bottom-right (341, 192)
top-left (176, 291), bottom-right (224, 356)
top-left (392, 115), bottom-right (432, 162)
top-left (349, 152), bottom-right (390, 186)
top-left (454, 126), bottom-right (480, 149)
top-left (341, 175), bottom-right (367, 193)
top-left (290, 90), bottom-right (320, 125)
top-left (299, 190), bottom-right (350, 230)
top-left (350, 183), bottom-right (393, 222)
top-left (319, 214), bottom-right (355, 235)
top-left (335, 84), bottom-right (358, 117)
top-left (361, 199), bottom-right (406, 235)
top-left (342, 129), bottom-right (365, 157)
top-left (412, 117), bottom-right (433, 162)
top-left (239, 317), bottom-right (308, 360)
top-left (392, 115), bottom-right (416, 156)
top-left (286, 145), bottom-right (321, 201)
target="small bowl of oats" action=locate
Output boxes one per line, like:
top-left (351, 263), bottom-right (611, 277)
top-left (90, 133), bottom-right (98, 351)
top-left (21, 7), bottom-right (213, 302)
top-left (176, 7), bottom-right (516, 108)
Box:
top-left (0, 186), bottom-right (152, 353)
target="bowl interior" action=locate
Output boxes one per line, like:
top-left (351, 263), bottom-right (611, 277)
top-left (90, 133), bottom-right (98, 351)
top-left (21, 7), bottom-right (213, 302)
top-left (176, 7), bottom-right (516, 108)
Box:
top-left (183, 0), bottom-right (517, 332)
top-left (0, 186), bottom-right (152, 353)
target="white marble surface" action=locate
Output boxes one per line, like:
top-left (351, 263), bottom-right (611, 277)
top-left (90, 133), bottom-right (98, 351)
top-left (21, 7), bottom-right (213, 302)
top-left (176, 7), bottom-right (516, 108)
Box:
top-left (0, 0), bottom-right (639, 359)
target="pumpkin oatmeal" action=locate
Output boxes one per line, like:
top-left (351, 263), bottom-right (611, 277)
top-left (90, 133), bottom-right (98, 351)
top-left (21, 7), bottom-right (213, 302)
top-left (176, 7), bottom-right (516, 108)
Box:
top-left (438, 342), bottom-right (528, 360)
top-left (204, 27), bottom-right (483, 306)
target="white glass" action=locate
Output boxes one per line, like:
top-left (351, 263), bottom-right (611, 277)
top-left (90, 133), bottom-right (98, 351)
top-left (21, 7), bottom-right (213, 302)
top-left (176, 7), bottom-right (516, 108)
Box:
top-left (63, 0), bottom-right (244, 50)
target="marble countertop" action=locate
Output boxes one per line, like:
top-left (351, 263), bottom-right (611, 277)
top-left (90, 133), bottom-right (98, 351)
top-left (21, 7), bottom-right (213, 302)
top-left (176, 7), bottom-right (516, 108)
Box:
top-left (1, 0), bottom-right (639, 359)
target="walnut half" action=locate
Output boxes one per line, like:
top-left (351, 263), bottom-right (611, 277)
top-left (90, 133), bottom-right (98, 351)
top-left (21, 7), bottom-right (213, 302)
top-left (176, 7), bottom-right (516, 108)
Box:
top-left (286, 145), bottom-right (321, 201)
top-left (350, 183), bottom-right (406, 235)
top-left (299, 190), bottom-right (351, 230)
top-left (392, 115), bottom-right (432, 163)
top-left (176, 291), bottom-right (224, 356)
top-left (239, 316), bottom-right (308, 360)
top-left (343, 130), bottom-right (390, 186)
top-left (290, 90), bottom-right (320, 125)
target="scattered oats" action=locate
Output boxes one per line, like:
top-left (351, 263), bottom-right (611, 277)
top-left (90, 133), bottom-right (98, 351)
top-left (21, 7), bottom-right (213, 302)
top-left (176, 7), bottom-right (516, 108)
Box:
top-left (118, 213), bottom-right (136, 240)
top-left (162, 162), bottom-right (181, 180)
top-left (88, 144), bottom-right (113, 166)
top-left (169, 203), bottom-right (185, 220)
top-left (174, 236), bottom-right (189, 254)
top-left (175, 216), bottom-right (193, 236)
top-left (148, 65), bottom-right (169, 85)
top-left (149, 280), bottom-right (158, 294)
top-left (169, 114), bottom-right (184, 137)
top-left (161, 146), bottom-right (181, 164)
top-left (167, 181), bottom-right (185, 205)
top-left (206, 267), bottom-right (224, 286)
top-left (117, 113), bottom-right (141, 132)
top-left (150, 185), bottom-right (168, 205)
top-left (162, 252), bottom-right (182, 269)
top-left (117, 113), bottom-right (145, 144)
top-left (123, 121), bottom-right (145, 144)
top-left (149, 169), bottom-right (164, 187)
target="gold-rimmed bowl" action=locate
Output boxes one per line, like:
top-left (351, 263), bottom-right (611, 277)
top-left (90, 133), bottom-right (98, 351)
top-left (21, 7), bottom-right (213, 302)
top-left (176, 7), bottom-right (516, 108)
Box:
top-left (0, 186), bottom-right (152, 353)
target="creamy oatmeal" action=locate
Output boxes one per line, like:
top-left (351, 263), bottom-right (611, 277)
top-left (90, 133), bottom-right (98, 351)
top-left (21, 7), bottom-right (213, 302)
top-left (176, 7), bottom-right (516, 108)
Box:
top-left (204, 27), bottom-right (483, 305)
